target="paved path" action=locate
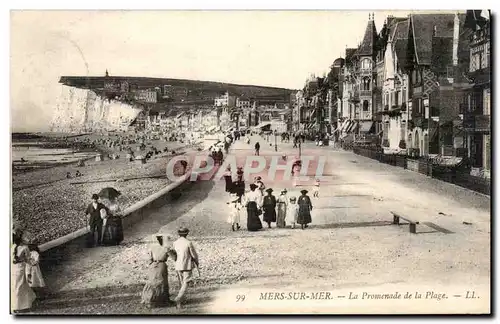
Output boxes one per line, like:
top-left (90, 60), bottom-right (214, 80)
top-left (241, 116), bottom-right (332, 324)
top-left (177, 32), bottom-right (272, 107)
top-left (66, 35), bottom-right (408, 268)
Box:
top-left (32, 134), bottom-right (490, 314)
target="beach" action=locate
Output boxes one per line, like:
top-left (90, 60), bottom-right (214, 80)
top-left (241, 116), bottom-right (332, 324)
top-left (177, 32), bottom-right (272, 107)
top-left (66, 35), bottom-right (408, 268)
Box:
top-left (11, 132), bottom-right (207, 245)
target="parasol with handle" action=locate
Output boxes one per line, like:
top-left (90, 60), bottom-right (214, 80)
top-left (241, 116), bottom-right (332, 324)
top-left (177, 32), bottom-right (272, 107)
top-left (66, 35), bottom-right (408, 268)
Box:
top-left (98, 187), bottom-right (122, 200)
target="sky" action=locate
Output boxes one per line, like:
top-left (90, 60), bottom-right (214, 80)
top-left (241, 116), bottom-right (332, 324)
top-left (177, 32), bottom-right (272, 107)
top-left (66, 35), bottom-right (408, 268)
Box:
top-left (10, 10), bottom-right (432, 132)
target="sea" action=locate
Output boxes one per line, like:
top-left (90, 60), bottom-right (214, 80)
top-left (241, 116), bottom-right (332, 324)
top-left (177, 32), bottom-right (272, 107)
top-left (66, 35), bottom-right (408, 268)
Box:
top-left (11, 140), bottom-right (99, 172)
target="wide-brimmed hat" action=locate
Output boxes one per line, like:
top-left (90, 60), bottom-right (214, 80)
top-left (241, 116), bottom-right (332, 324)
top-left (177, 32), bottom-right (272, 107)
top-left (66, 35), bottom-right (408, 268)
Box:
top-left (300, 190), bottom-right (308, 194)
top-left (249, 183), bottom-right (258, 190)
top-left (265, 188), bottom-right (273, 193)
top-left (289, 196), bottom-right (297, 201)
top-left (255, 176), bottom-right (262, 181)
top-left (281, 189), bottom-right (287, 193)
top-left (178, 227), bottom-right (190, 235)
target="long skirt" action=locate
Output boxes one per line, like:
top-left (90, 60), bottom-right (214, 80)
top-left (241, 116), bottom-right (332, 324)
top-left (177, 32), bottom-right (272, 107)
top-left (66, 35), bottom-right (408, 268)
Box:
top-left (141, 262), bottom-right (170, 307)
top-left (276, 203), bottom-right (287, 228)
top-left (11, 263), bottom-right (36, 311)
top-left (297, 206), bottom-right (312, 225)
top-left (224, 176), bottom-right (233, 193)
top-left (102, 216), bottom-right (124, 246)
top-left (246, 202), bottom-right (262, 231)
top-left (26, 264), bottom-right (46, 288)
top-left (263, 206), bottom-right (277, 223)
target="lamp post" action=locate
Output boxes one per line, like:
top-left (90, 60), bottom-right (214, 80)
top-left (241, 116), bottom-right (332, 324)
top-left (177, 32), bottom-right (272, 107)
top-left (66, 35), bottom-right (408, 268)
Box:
top-left (274, 130), bottom-right (278, 152)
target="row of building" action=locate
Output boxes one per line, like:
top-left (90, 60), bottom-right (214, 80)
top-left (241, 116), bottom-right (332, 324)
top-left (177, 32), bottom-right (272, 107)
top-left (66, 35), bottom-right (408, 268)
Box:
top-left (292, 10), bottom-right (491, 177)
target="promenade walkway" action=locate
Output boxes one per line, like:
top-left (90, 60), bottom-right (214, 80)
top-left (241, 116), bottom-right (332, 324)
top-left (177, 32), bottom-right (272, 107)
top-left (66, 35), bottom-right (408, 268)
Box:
top-left (32, 134), bottom-right (490, 314)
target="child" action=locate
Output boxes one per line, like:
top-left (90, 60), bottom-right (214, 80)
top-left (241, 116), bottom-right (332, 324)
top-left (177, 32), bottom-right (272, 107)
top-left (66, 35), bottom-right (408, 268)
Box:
top-left (313, 179), bottom-right (320, 198)
top-left (227, 193), bottom-right (242, 231)
top-left (26, 244), bottom-right (46, 299)
top-left (287, 197), bottom-right (299, 229)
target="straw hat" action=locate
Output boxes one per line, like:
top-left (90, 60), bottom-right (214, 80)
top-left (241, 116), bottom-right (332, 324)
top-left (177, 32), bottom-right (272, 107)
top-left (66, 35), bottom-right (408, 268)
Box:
top-left (265, 188), bottom-right (273, 193)
top-left (300, 189), bottom-right (308, 194)
top-left (177, 227), bottom-right (190, 235)
top-left (281, 189), bottom-right (287, 193)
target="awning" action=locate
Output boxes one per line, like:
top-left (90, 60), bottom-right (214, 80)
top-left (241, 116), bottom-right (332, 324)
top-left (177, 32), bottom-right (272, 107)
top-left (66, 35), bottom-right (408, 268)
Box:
top-left (359, 121), bottom-right (374, 133)
top-left (255, 122), bottom-right (271, 129)
top-left (339, 120), bottom-right (349, 132)
top-left (341, 120), bottom-right (351, 132)
top-left (346, 121), bottom-right (356, 133)
top-left (349, 122), bottom-right (359, 133)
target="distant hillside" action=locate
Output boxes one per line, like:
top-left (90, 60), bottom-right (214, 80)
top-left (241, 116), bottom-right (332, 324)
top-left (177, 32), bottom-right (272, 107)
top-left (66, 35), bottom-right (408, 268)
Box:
top-left (59, 75), bottom-right (296, 103)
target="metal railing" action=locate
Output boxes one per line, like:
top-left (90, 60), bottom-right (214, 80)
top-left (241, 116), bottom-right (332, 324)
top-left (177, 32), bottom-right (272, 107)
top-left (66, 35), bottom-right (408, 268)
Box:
top-left (351, 146), bottom-right (490, 195)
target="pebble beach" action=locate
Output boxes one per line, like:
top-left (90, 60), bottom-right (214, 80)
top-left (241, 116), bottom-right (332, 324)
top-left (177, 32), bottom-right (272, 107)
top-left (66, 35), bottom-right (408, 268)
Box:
top-left (11, 132), bottom-right (209, 245)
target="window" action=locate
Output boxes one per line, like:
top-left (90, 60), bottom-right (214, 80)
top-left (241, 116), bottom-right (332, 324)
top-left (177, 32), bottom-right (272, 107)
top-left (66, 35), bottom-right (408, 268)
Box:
top-left (363, 77), bottom-right (370, 91)
top-left (363, 100), bottom-right (369, 111)
top-left (484, 88), bottom-right (491, 115)
top-left (362, 59), bottom-right (371, 70)
top-left (395, 91), bottom-right (400, 107)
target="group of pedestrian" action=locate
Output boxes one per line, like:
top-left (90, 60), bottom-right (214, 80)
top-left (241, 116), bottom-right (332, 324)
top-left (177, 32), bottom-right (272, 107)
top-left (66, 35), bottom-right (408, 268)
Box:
top-left (85, 194), bottom-right (124, 247)
top-left (11, 229), bottom-right (46, 313)
top-left (140, 227), bottom-right (199, 310)
top-left (230, 183), bottom-right (313, 231)
top-left (280, 132), bottom-right (291, 143)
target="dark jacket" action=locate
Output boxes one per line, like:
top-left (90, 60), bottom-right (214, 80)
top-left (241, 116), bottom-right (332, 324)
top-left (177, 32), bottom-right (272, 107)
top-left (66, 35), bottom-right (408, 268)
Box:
top-left (86, 202), bottom-right (106, 226)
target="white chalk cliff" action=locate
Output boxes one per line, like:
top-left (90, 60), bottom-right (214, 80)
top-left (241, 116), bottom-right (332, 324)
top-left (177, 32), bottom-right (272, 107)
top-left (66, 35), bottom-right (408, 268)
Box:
top-left (50, 85), bottom-right (143, 133)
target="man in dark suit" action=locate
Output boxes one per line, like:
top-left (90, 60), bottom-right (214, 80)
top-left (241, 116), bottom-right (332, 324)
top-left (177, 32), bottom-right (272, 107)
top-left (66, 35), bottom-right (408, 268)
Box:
top-left (85, 194), bottom-right (106, 247)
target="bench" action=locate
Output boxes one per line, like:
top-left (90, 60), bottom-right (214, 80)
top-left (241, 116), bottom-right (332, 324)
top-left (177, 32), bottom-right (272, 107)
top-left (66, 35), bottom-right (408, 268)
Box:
top-left (391, 211), bottom-right (419, 234)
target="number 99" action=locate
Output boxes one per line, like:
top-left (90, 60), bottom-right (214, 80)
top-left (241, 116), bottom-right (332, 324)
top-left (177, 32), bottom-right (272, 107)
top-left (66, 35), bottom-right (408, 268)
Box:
top-left (236, 295), bottom-right (246, 302)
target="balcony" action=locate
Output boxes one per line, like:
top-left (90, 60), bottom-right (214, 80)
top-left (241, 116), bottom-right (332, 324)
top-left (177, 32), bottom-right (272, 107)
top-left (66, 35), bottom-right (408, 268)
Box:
top-left (349, 92), bottom-right (360, 103)
top-left (359, 90), bottom-right (371, 97)
top-left (430, 106), bottom-right (440, 117)
top-left (359, 68), bottom-right (372, 75)
top-left (464, 114), bottom-right (490, 132)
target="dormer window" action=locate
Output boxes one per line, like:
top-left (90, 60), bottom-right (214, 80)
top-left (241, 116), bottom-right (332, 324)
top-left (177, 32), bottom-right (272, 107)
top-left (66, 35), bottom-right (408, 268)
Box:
top-left (361, 59), bottom-right (371, 70)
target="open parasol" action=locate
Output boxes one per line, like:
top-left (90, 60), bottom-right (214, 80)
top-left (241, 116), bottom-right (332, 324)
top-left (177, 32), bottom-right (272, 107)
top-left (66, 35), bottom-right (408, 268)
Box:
top-left (98, 187), bottom-right (122, 200)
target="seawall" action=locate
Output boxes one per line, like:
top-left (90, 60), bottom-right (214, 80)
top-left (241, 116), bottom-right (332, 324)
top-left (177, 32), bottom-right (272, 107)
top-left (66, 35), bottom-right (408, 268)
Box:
top-left (39, 172), bottom-right (195, 269)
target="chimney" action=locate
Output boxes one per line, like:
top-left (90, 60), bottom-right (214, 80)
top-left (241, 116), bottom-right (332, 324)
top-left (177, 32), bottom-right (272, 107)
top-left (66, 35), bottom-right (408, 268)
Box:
top-left (453, 12), bottom-right (460, 66)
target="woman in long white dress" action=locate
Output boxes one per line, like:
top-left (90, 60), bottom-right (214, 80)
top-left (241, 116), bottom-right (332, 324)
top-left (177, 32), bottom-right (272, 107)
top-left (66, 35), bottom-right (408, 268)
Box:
top-left (227, 193), bottom-right (242, 231)
top-left (26, 244), bottom-right (46, 298)
top-left (11, 231), bottom-right (36, 313)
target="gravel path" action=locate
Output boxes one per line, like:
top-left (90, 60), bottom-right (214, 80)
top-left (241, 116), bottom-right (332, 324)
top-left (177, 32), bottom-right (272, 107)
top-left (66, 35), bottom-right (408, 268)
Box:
top-left (27, 135), bottom-right (490, 314)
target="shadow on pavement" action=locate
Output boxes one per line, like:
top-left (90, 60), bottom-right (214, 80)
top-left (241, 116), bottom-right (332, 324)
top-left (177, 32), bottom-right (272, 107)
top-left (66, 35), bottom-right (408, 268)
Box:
top-left (310, 221), bottom-right (393, 230)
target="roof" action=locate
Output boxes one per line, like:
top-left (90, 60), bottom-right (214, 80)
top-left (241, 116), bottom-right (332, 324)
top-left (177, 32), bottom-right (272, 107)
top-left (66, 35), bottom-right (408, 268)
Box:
top-left (392, 20), bottom-right (409, 69)
top-left (410, 13), bottom-right (465, 65)
top-left (431, 36), bottom-right (454, 76)
top-left (345, 48), bottom-right (357, 65)
top-left (356, 19), bottom-right (378, 56)
top-left (464, 10), bottom-right (490, 30)
top-left (333, 58), bottom-right (345, 67)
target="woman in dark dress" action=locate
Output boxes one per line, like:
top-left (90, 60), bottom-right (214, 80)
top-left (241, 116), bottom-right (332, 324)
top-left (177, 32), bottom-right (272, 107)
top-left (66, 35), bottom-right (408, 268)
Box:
top-left (297, 190), bottom-right (313, 229)
top-left (262, 188), bottom-right (277, 228)
top-left (223, 166), bottom-right (233, 193)
top-left (244, 184), bottom-right (262, 231)
top-left (101, 198), bottom-right (124, 246)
